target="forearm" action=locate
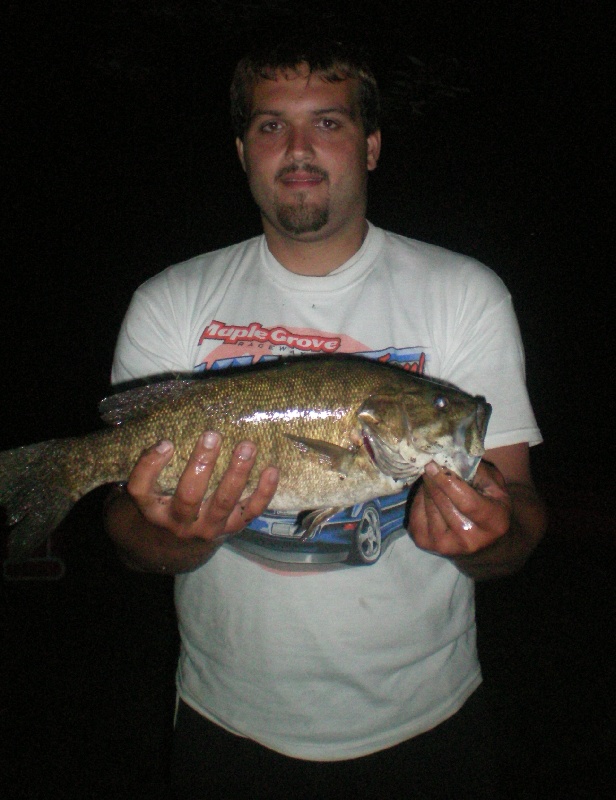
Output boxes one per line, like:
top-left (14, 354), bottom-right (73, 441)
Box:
top-left (453, 482), bottom-right (547, 580)
top-left (104, 486), bottom-right (216, 575)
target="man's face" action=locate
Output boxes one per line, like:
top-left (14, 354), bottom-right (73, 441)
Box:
top-left (236, 65), bottom-right (381, 242)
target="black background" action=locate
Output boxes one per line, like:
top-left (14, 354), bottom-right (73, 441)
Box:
top-left (1, 2), bottom-right (613, 798)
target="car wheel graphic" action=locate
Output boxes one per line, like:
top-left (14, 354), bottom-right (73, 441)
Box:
top-left (352, 505), bottom-right (382, 564)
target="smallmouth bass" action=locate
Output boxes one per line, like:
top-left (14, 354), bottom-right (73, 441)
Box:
top-left (0, 356), bottom-right (491, 559)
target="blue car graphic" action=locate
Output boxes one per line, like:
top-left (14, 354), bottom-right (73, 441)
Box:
top-left (232, 489), bottom-right (410, 565)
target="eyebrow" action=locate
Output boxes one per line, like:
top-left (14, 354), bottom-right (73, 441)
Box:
top-left (249, 105), bottom-right (356, 122)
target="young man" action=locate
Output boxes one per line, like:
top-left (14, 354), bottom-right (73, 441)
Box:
top-left (106, 40), bottom-right (546, 798)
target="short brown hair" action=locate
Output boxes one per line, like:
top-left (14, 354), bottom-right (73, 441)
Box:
top-left (230, 38), bottom-right (380, 140)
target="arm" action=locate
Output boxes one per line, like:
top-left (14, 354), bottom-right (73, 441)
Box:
top-left (104, 431), bottom-right (279, 574)
top-left (408, 442), bottom-right (547, 580)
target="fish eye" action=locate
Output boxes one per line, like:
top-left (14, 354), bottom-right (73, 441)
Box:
top-left (433, 395), bottom-right (449, 410)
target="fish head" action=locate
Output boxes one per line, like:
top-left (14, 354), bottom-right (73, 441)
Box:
top-left (357, 382), bottom-right (491, 483)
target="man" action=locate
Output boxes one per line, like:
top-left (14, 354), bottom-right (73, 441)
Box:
top-left (105, 39), bottom-right (546, 798)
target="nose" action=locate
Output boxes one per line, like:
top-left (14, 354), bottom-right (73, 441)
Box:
top-left (286, 125), bottom-right (314, 161)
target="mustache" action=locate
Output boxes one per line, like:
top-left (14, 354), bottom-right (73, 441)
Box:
top-left (276, 164), bottom-right (329, 181)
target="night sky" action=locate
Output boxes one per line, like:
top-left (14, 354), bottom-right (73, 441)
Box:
top-left (1, 3), bottom-right (614, 798)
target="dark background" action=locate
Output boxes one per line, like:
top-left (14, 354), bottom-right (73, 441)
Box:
top-left (1, 2), bottom-right (613, 798)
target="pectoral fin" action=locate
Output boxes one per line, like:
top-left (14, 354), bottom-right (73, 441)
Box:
top-left (286, 435), bottom-right (357, 476)
top-left (297, 507), bottom-right (343, 541)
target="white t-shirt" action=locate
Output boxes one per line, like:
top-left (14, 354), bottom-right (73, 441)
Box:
top-left (112, 224), bottom-right (541, 760)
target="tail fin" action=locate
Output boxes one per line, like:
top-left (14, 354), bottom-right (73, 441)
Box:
top-left (0, 440), bottom-right (75, 560)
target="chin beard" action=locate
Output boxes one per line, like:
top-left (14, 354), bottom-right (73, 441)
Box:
top-left (276, 201), bottom-right (329, 235)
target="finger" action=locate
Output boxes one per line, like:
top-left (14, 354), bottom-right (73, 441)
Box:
top-left (423, 463), bottom-right (511, 547)
top-left (202, 441), bottom-right (259, 530)
top-left (170, 432), bottom-right (221, 524)
top-left (424, 463), bottom-right (509, 528)
top-left (418, 482), bottom-right (451, 547)
top-left (424, 483), bottom-right (487, 553)
top-left (471, 461), bottom-right (509, 498)
top-left (408, 484), bottom-right (446, 552)
top-left (423, 462), bottom-right (478, 508)
top-left (224, 465), bottom-right (279, 531)
top-left (127, 439), bottom-right (175, 498)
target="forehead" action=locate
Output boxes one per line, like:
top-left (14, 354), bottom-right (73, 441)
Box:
top-left (249, 66), bottom-right (360, 113)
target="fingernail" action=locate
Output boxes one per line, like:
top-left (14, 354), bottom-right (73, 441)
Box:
top-left (201, 431), bottom-right (220, 449)
top-left (237, 442), bottom-right (254, 461)
top-left (424, 462), bottom-right (439, 476)
top-left (155, 439), bottom-right (173, 454)
top-left (265, 466), bottom-right (279, 485)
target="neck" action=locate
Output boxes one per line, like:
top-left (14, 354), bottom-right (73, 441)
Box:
top-left (263, 218), bottom-right (368, 276)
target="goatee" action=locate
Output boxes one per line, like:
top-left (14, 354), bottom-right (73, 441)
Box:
top-left (276, 200), bottom-right (329, 235)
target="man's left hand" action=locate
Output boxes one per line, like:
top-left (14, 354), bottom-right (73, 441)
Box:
top-left (408, 460), bottom-right (512, 557)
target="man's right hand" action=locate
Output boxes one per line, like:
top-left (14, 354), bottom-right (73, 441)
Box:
top-left (104, 431), bottom-right (279, 574)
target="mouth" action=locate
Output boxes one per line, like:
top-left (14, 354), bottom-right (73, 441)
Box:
top-left (448, 451), bottom-right (482, 482)
top-left (453, 404), bottom-right (491, 456)
top-left (278, 167), bottom-right (327, 189)
top-left (425, 407), bottom-right (491, 481)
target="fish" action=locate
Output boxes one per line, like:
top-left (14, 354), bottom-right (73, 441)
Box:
top-left (0, 356), bottom-right (491, 560)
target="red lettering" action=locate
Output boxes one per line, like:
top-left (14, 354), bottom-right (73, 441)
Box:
top-left (198, 320), bottom-right (341, 353)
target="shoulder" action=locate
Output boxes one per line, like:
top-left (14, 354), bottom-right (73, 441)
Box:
top-left (379, 227), bottom-right (504, 282)
top-left (374, 226), bottom-right (510, 301)
top-left (136, 236), bottom-right (263, 300)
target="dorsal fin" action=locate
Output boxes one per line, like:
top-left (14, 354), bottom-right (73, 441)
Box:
top-left (99, 379), bottom-right (196, 425)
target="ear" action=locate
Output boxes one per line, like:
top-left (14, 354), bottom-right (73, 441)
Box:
top-left (366, 130), bottom-right (381, 172)
top-left (236, 137), bottom-right (247, 172)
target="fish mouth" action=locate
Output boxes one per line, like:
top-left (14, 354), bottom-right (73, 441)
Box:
top-left (468, 401), bottom-right (492, 448)
top-left (451, 402), bottom-right (492, 480)
top-left (421, 403), bottom-right (492, 481)
top-left (445, 450), bottom-right (482, 482)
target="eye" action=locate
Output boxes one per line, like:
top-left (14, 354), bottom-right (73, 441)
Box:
top-left (433, 395), bottom-right (449, 410)
top-left (260, 120), bottom-right (283, 133)
top-left (316, 118), bottom-right (340, 130)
